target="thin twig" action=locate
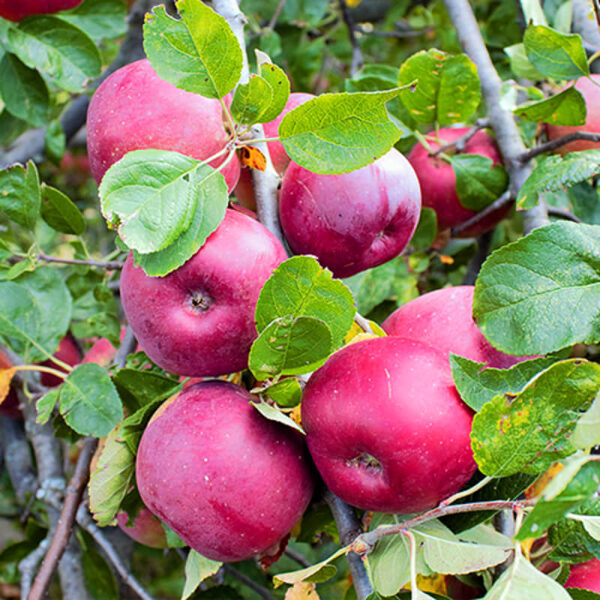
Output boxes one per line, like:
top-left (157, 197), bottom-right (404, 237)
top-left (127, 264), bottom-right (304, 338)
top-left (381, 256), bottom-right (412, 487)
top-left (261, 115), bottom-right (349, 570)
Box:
top-left (0, 418), bottom-right (38, 503)
top-left (450, 190), bottom-right (513, 237)
top-left (223, 565), bottom-right (275, 600)
top-left (354, 23), bottom-right (434, 38)
top-left (19, 540), bottom-right (49, 600)
top-left (340, 0), bottom-right (364, 76)
top-left (37, 251), bottom-right (124, 270)
top-left (266, 0), bottom-right (286, 31)
top-left (547, 206), bottom-right (581, 223)
top-left (430, 118), bottom-right (490, 156)
top-left (462, 230), bottom-right (493, 285)
top-left (114, 326), bottom-right (138, 369)
top-left (284, 548), bottom-right (311, 568)
top-left (516, 132), bottom-right (600, 163)
top-left (354, 313), bottom-right (375, 335)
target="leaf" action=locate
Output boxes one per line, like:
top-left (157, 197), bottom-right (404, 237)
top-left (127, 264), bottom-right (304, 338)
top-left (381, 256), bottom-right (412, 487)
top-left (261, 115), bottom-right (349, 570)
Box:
top-left (231, 75), bottom-right (273, 125)
top-left (59, 363), bottom-right (123, 437)
top-left (514, 86), bottom-right (586, 126)
top-left (471, 359), bottom-right (600, 477)
top-left (8, 16), bottom-right (101, 92)
top-left (473, 222), bottom-right (600, 356)
top-left (45, 120), bottom-right (66, 164)
top-left (255, 50), bottom-right (291, 122)
top-left (284, 582), bottom-right (320, 600)
top-left (0, 365), bottom-right (16, 406)
top-left (161, 523), bottom-right (187, 548)
top-left (81, 541), bottom-right (119, 600)
top-left (517, 150), bottom-right (600, 210)
top-left (250, 400), bottom-right (305, 434)
top-left (88, 424), bottom-right (135, 526)
top-left (279, 89), bottom-right (404, 174)
top-left (261, 377), bottom-right (303, 407)
top-left (112, 369), bottom-right (181, 414)
top-left (99, 149), bottom-right (202, 254)
top-left (57, 0), bottom-right (127, 42)
top-left (0, 160), bottom-right (40, 229)
top-left (249, 315), bottom-right (332, 380)
top-left (143, 0), bottom-right (242, 99)
top-left (450, 355), bottom-right (558, 412)
top-left (41, 185), bottom-right (86, 235)
top-left (36, 388), bottom-right (60, 424)
top-left (182, 550), bottom-right (222, 600)
top-left (524, 25), bottom-right (589, 81)
top-left (571, 515), bottom-right (600, 541)
top-left (132, 165), bottom-right (228, 276)
top-left (256, 256), bottom-right (355, 347)
top-left (410, 207), bottom-right (438, 249)
top-left (573, 392), bottom-right (600, 449)
top-left (398, 49), bottom-right (481, 125)
top-left (274, 547), bottom-right (346, 587)
top-left (505, 43), bottom-right (546, 80)
top-left (0, 53), bottom-right (49, 127)
top-left (448, 154), bottom-right (509, 211)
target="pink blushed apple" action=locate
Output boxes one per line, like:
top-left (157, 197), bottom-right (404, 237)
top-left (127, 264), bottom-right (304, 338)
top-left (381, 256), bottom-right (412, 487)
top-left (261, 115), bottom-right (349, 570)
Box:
top-left (136, 381), bottom-right (315, 562)
top-left (119, 209), bottom-right (287, 377)
top-left (279, 148), bottom-right (421, 278)
top-left (117, 509), bottom-right (168, 549)
top-left (301, 336), bottom-right (476, 514)
top-left (565, 558), bottom-right (600, 593)
top-left (39, 335), bottom-right (81, 387)
top-left (0, 0), bottom-right (83, 21)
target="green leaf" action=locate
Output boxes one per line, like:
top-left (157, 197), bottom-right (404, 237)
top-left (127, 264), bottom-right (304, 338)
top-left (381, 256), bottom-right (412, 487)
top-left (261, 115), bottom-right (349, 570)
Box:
top-left (450, 355), bottom-right (558, 412)
top-left (514, 86), bottom-right (586, 126)
top-left (182, 550), bottom-right (222, 600)
top-left (473, 222), bottom-right (600, 356)
top-left (41, 185), bottom-right (86, 235)
top-left (89, 424), bottom-right (135, 527)
top-left (143, 0), bottom-right (242, 99)
top-left (517, 150), bottom-right (600, 210)
top-left (99, 149), bottom-right (202, 254)
top-left (471, 359), bottom-right (600, 477)
top-left (505, 43), bottom-right (546, 80)
top-left (36, 388), bottom-right (60, 424)
top-left (0, 53), bottom-right (48, 127)
top-left (0, 109), bottom-right (28, 147)
top-left (231, 75), bottom-right (273, 125)
top-left (118, 398), bottom-right (170, 454)
top-left (0, 258), bottom-right (36, 281)
top-left (82, 541), bottom-right (119, 600)
top-left (59, 363), bottom-right (123, 437)
top-left (250, 400), bottom-right (305, 433)
top-left (255, 50), bottom-right (290, 122)
top-left (261, 377), bottom-right (303, 407)
top-left (279, 89), bottom-right (404, 174)
top-left (567, 588), bottom-right (600, 600)
top-left (133, 167), bottom-right (228, 276)
top-left (57, 0), bottom-right (127, 42)
top-left (112, 369), bottom-right (180, 416)
top-left (8, 16), bottom-right (101, 92)
top-left (256, 256), bottom-right (355, 347)
top-left (161, 523), bottom-right (187, 548)
top-left (274, 547), bottom-right (345, 586)
top-left (448, 154), bottom-right (509, 211)
top-left (398, 49), bottom-right (481, 125)
top-left (0, 160), bottom-right (40, 229)
top-left (249, 315), bottom-right (332, 380)
top-left (573, 392), bottom-right (600, 449)
top-left (45, 120), bottom-right (66, 165)
top-left (0, 281), bottom-right (40, 354)
top-left (410, 207), bottom-right (438, 249)
top-left (524, 25), bottom-right (589, 80)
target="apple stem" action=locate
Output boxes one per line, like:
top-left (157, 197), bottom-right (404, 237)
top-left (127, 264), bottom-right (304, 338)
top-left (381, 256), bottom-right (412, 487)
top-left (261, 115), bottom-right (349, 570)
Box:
top-left (36, 250), bottom-right (124, 270)
top-left (429, 118), bottom-right (491, 157)
top-left (451, 190), bottom-right (513, 238)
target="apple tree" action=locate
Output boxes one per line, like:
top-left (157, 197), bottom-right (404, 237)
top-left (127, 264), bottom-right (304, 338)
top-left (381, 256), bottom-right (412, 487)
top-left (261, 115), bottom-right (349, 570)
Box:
top-left (2, 0), bottom-right (600, 599)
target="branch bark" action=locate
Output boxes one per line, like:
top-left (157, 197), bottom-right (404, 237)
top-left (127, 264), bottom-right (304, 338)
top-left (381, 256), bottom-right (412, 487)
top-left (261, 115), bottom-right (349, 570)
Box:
top-left (516, 132), bottom-right (600, 162)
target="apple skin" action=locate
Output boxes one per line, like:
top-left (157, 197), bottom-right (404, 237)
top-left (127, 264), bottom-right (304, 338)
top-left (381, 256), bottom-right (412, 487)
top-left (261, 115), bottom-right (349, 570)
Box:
top-left (407, 128), bottom-right (509, 237)
top-left (301, 336), bottom-right (476, 513)
top-left (565, 559), bottom-right (600, 593)
top-left (86, 59), bottom-right (240, 191)
top-left (279, 148), bottom-right (422, 278)
top-left (546, 75), bottom-right (600, 155)
top-left (0, 0), bottom-right (83, 21)
top-left (39, 335), bottom-right (81, 388)
top-left (136, 381), bottom-right (315, 562)
top-left (116, 509), bottom-right (168, 549)
top-left (382, 286), bottom-right (521, 369)
top-left (120, 209), bottom-right (288, 377)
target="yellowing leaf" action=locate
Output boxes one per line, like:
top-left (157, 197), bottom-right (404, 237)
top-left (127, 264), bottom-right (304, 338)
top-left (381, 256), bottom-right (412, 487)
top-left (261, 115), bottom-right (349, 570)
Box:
top-left (416, 573), bottom-right (447, 595)
top-left (525, 462), bottom-right (564, 499)
top-left (240, 145), bottom-right (267, 171)
top-left (285, 582), bottom-right (320, 600)
top-left (0, 367), bottom-right (17, 405)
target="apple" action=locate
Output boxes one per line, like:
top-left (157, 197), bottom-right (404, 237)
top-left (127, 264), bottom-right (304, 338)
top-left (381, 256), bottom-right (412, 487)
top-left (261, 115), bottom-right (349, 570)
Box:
top-left (39, 335), bottom-right (81, 387)
top-left (279, 148), bottom-right (421, 278)
top-left (445, 576), bottom-right (483, 599)
top-left (120, 209), bottom-right (287, 377)
top-left (382, 286), bottom-right (522, 369)
top-left (136, 381), bottom-right (315, 562)
top-left (0, 0), bottom-right (83, 21)
top-left (86, 59), bottom-right (240, 191)
top-left (116, 509), bottom-right (168, 549)
top-left (301, 336), bottom-right (476, 513)
top-left (565, 558), bottom-right (600, 593)
top-left (546, 75), bottom-right (600, 155)
top-left (407, 128), bottom-right (509, 237)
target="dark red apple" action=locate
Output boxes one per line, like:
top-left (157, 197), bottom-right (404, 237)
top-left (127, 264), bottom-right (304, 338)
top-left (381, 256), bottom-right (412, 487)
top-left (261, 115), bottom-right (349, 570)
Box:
top-left (546, 75), bottom-right (600, 155)
top-left (407, 128), bottom-right (509, 237)
top-left (0, 0), bottom-right (83, 21)
top-left (120, 209), bottom-right (287, 377)
top-left (301, 336), bottom-right (476, 513)
top-left (39, 335), bottom-right (81, 387)
top-left (279, 148), bottom-right (421, 278)
top-left (566, 559), bottom-right (600, 593)
top-left (86, 59), bottom-right (240, 191)
top-left (136, 381), bottom-right (315, 562)
top-left (117, 509), bottom-right (168, 549)
top-left (382, 286), bottom-right (521, 369)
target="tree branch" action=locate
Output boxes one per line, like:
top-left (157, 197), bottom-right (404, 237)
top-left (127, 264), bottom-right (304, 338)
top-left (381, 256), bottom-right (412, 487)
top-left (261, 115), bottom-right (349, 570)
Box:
top-left (462, 230), bottom-right (493, 285)
top-left (37, 251), bottom-right (124, 270)
top-left (223, 565), bottom-right (275, 600)
top-left (0, 417), bottom-right (37, 503)
top-left (114, 326), bottom-right (138, 369)
top-left (547, 206), bottom-right (581, 223)
top-left (516, 132), bottom-right (600, 162)
top-left (430, 118), bottom-right (490, 156)
top-left (340, 0), bottom-right (364, 76)
top-left (450, 190), bottom-right (513, 237)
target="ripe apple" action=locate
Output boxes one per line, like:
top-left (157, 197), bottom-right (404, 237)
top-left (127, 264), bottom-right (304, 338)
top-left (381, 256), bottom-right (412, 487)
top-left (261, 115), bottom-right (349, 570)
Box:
top-left (0, 0), bottom-right (83, 21)
top-left (136, 381), bottom-right (315, 562)
top-left (546, 75), bottom-right (600, 155)
top-left (301, 336), bottom-right (476, 513)
top-left (116, 509), bottom-right (168, 549)
top-left (86, 59), bottom-right (240, 191)
top-left (39, 335), bottom-right (81, 387)
top-left (120, 209), bottom-right (287, 377)
top-left (407, 128), bottom-right (509, 237)
top-left (565, 558), bottom-right (600, 593)
top-left (382, 286), bottom-right (521, 369)
top-left (279, 148), bottom-right (421, 278)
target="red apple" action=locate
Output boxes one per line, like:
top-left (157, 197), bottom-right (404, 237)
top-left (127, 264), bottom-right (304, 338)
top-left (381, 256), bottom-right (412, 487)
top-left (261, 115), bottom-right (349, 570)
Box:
top-left (86, 59), bottom-right (240, 191)
top-left (117, 508), bottom-right (168, 549)
top-left (39, 335), bottom-right (81, 387)
top-left (136, 381), bottom-right (315, 562)
top-left (301, 336), bottom-right (476, 513)
top-left (120, 209), bottom-right (287, 377)
top-left (565, 559), bottom-right (600, 593)
top-left (445, 576), bottom-right (483, 599)
top-left (0, 0), bottom-right (83, 21)
top-left (546, 75), bottom-right (600, 155)
top-left (382, 286), bottom-right (521, 369)
top-left (279, 148), bottom-right (421, 278)
top-left (407, 128), bottom-right (509, 237)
